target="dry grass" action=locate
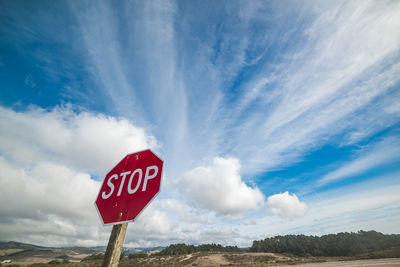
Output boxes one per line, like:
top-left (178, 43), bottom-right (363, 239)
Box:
top-left (0, 249), bottom-right (24, 257)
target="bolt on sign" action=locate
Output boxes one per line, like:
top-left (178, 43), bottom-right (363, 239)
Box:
top-left (95, 149), bottom-right (164, 225)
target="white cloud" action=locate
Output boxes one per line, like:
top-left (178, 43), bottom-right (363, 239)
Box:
top-left (0, 155), bottom-right (104, 246)
top-left (178, 157), bottom-right (265, 215)
top-left (242, 174), bottom-right (400, 241)
top-left (0, 106), bottom-right (157, 174)
top-left (66, 0), bottom-right (400, 181)
top-left (318, 137), bottom-right (400, 185)
top-left (199, 226), bottom-right (240, 245)
top-left (266, 192), bottom-right (307, 219)
top-left (69, 0), bottom-right (192, 182)
top-left (218, 0), bottom-right (400, 175)
top-left (0, 106), bottom-right (254, 247)
top-left (0, 158), bottom-right (99, 221)
top-left (0, 106), bottom-right (162, 246)
top-left (158, 198), bottom-right (214, 225)
top-left (126, 206), bottom-right (171, 242)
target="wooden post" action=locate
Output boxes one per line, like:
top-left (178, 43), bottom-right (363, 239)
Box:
top-left (102, 223), bottom-right (128, 267)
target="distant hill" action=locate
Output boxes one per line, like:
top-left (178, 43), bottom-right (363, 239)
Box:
top-left (0, 241), bottom-right (164, 264)
top-left (88, 246), bottom-right (106, 252)
top-left (66, 246), bottom-right (95, 255)
top-left (0, 241), bottom-right (44, 250)
top-left (87, 245), bottom-right (165, 254)
top-left (0, 241), bottom-right (96, 262)
top-left (123, 246), bottom-right (165, 254)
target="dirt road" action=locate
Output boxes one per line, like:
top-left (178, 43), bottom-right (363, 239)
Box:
top-left (280, 258), bottom-right (400, 267)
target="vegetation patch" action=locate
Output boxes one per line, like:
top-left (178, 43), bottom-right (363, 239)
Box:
top-left (157, 243), bottom-right (241, 256)
top-left (251, 230), bottom-right (400, 257)
top-left (223, 254), bottom-right (276, 264)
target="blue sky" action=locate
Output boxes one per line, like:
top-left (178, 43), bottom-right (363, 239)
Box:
top-left (0, 0), bottom-right (400, 247)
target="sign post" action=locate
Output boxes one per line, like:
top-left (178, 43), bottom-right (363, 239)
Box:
top-left (102, 223), bottom-right (127, 267)
top-left (95, 149), bottom-right (163, 267)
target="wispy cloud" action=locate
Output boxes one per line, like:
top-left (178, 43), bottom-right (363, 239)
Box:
top-left (24, 74), bottom-right (36, 88)
top-left (69, 1), bottom-right (192, 179)
top-left (3, 1), bottom-right (399, 179)
top-left (318, 137), bottom-right (400, 186)
top-left (69, 1), bottom-right (141, 118)
top-left (56, 0), bottom-right (400, 181)
top-left (222, 0), bottom-right (400, 175)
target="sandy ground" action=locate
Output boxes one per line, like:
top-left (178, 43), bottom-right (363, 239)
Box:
top-left (280, 258), bottom-right (400, 267)
top-left (188, 255), bottom-right (400, 267)
top-left (241, 252), bottom-right (292, 260)
top-left (67, 253), bottom-right (91, 260)
top-left (191, 253), bottom-right (230, 266)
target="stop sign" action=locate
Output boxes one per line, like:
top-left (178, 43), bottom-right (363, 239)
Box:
top-left (95, 149), bottom-right (163, 225)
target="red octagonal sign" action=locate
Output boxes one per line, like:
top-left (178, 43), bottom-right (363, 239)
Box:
top-left (95, 149), bottom-right (163, 225)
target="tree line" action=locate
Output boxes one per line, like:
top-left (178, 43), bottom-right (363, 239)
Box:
top-left (157, 243), bottom-right (241, 256)
top-left (251, 230), bottom-right (400, 256)
top-left (155, 231), bottom-right (400, 257)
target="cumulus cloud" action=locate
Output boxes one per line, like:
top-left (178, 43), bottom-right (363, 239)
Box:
top-left (0, 106), bottom-right (157, 173)
top-left (0, 158), bottom-right (99, 222)
top-left (0, 156), bottom-right (105, 247)
top-left (178, 157), bottom-right (265, 215)
top-left (0, 106), bottom-right (163, 246)
top-left (266, 192), bottom-right (307, 219)
top-left (126, 205), bottom-right (171, 244)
